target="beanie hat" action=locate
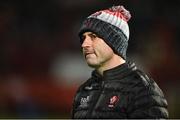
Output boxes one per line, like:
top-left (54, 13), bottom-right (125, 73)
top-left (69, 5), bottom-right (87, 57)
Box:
top-left (79, 5), bottom-right (131, 59)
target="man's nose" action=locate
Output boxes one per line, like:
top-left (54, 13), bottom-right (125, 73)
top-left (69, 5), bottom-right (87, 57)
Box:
top-left (81, 37), bottom-right (92, 48)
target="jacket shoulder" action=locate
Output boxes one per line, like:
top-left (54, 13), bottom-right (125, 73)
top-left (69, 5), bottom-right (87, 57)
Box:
top-left (131, 69), bottom-right (165, 97)
top-left (127, 70), bottom-right (168, 118)
top-left (132, 69), bottom-right (152, 86)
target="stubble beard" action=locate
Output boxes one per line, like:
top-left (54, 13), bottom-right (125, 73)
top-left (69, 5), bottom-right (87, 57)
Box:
top-left (87, 62), bottom-right (101, 69)
top-left (86, 58), bottom-right (100, 68)
top-left (86, 53), bottom-right (114, 70)
top-left (85, 56), bottom-right (101, 69)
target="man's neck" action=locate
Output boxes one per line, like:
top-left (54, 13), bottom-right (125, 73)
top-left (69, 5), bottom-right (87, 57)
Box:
top-left (97, 54), bottom-right (126, 75)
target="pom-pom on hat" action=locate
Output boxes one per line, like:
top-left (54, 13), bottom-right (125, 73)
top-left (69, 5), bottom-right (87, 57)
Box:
top-left (79, 5), bottom-right (131, 59)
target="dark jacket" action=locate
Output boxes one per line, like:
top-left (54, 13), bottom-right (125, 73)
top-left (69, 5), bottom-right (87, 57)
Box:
top-left (71, 62), bottom-right (169, 119)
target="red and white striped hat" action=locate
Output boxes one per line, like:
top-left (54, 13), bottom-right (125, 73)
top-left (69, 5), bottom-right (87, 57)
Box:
top-left (79, 5), bottom-right (131, 59)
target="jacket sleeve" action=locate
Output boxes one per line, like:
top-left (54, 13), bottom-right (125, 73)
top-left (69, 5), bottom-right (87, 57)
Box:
top-left (128, 72), bottom-right (169, 118)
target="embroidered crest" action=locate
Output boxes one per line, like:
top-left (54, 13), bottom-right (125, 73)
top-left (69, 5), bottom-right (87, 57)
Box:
top-left (108, 95), bottom-right (119, 108)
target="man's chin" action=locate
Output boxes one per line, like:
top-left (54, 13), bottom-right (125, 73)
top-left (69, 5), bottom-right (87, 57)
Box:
top-left (86, 62), bottom-right (99, 68)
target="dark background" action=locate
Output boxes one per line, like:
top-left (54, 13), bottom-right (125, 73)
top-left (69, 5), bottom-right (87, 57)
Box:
top-left (0, 0), bottom-right (180, 118)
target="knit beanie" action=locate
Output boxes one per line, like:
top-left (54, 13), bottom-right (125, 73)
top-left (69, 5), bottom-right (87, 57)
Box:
top-left (79, 5), bottom-right (131, 59)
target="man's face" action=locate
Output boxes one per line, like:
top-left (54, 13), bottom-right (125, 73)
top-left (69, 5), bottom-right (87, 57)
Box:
top-left (81, 32), bottom-right (114, 68)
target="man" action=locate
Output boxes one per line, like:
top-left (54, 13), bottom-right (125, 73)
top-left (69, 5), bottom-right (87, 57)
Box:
top-left (71, 5), bottom-right (168, 119)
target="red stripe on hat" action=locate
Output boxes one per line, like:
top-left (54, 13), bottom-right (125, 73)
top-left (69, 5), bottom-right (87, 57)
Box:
top-left (102, 10), bottom-right (128, 22)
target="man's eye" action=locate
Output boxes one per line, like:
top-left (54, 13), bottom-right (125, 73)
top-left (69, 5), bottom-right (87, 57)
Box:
top-left (89, 34), bottom-right (97, 39)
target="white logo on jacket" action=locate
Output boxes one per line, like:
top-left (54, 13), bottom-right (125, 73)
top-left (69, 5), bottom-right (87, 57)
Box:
top-left (80, 96), bottom-right (90, 108)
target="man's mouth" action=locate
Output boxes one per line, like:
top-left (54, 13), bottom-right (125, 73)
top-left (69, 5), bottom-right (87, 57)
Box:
top-left (84, 52), bottom-right (94, 58)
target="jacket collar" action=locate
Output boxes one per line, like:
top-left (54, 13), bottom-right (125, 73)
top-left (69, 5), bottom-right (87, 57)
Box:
top-left (91, 61), bottom-right (137, 81)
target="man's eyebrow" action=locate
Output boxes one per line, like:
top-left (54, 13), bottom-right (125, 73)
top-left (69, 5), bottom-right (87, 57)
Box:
top-left (82, 32), bottom-right (97, 38)
top-left (88, 33), bottom-right (97, 36)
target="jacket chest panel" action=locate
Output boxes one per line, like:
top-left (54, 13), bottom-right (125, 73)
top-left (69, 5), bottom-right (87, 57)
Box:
top-left (75, 88), bottom-right (129, 118)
